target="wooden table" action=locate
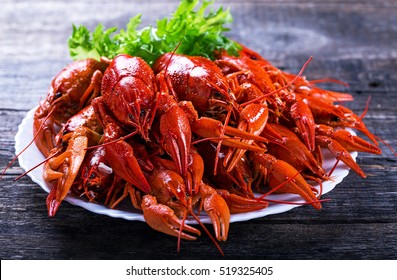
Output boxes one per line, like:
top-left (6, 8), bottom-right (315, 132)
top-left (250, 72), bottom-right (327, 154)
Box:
top-left (1, 0), bottom-right (396, 260)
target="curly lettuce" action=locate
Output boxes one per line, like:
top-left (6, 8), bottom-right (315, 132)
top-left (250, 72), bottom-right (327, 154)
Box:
top-left (68, 0), bottom-right (240, 65)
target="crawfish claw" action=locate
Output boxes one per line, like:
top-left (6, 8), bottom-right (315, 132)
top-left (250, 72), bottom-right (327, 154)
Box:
top-left (46, 183), bottom-right (60, 217)
top-left (159, 106), bottom-right (191, 177)
top-left (44, 129), bottom-right (88, 216)
top-left (253, 153), bottom-right (322, 210)
top-left (290, 99), bottom-right (316, 151)
top-left (316, 135), bottom-right (367, 178)
top-left (200, 183), bottom-right (230, 241)
top-left (332, 130), bottom-right (382, 154)
top-left (142, 195), bottom-right (200, 240)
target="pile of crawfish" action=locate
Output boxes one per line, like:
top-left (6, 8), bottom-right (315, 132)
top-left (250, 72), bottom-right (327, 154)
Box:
top-left (32, 44), bottom-right (382, 246)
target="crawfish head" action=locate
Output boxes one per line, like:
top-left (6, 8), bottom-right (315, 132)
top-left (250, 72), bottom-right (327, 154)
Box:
top-left (55, 105), bottom-right (102, 147)
top-left (44, 59), bottom-right (108, 124)
top-left (149, 169), bottom-right (189, 217)
top-left (101, 54), bottom-right (157, 139)
top-left (153, 53), bottom-right (235, 113)
top-left (81, 146), bottom-right (113, 195)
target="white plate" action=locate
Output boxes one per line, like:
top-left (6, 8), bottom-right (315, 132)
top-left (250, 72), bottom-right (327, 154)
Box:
top-left (15, 107), bottom-right (357, 224)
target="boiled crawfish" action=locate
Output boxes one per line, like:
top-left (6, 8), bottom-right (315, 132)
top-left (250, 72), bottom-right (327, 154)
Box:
top-left (16, 42), bottom-right (386, 253)
top-left (34, 58), bottom-right (107, 157)
top-left (44, 104), bottom-right (103, 216)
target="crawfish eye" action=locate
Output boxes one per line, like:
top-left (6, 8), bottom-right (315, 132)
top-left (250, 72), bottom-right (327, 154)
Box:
top-left (128, 113), bottom-right (133, 119)
top-left (55, 91), bottom-right (62, 99)
top-left (171, 195), bottom-right (178, 202)
top-left (213, 91), bottom-right (223, 99)
top-left (140, 109), bottom-right (146, 118)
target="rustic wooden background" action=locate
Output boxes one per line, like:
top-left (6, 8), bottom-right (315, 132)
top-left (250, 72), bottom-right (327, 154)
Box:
top-left (1, 0), bottom-right (396, 259)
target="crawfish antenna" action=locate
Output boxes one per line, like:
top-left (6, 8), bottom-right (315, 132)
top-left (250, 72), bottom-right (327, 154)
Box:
top-left (156, 41), bottom-right (183, 73)
top-left (177, 211), bottom-right (188, 253)
top-left (213, 108), bottom-right (232, 175)
top-left (309, 78), bottom-right (350, 87)
top-left (357, 96), bottom-right (397, 156)
top-left (1, 107), bottom-right (55, 179)
top-left (359, 95), bottom-right (371, 121)
top-left (14, 151), bottom-right (59, 181)
top-left (374, 135), bottom-right (397, 157)
top-left (190, 211), bottom-right (224, 256)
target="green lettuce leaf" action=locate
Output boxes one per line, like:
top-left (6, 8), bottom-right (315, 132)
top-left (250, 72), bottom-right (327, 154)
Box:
top-left (67, 0), bottom-right (240, 65)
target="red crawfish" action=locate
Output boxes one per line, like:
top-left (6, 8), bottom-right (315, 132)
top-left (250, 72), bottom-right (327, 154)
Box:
top-left (93, 54), bottom-right (194, 194)
top-left (34, 58), bottom-right (108, 157)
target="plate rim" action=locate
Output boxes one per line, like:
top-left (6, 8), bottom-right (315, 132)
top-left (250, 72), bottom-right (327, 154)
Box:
top-left (15, 107), bottom-right (357, 224)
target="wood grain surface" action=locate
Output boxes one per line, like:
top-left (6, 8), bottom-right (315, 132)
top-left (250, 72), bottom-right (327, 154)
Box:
top-left (1, 0), bottom-right (396, 259)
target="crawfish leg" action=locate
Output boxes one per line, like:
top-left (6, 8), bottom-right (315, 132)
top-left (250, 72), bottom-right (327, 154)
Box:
top-left (79, 70), bottom-right (103, 108)
top-left (224, 102), bottom-right (269, 172)
top-left (33, 112), bottom-right (56, 158)
top-left (217, 189), bottom-right (268, 214)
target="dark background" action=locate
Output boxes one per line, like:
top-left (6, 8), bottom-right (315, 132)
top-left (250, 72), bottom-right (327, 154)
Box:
top-left (1, 0), bottom-right (396, 259)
